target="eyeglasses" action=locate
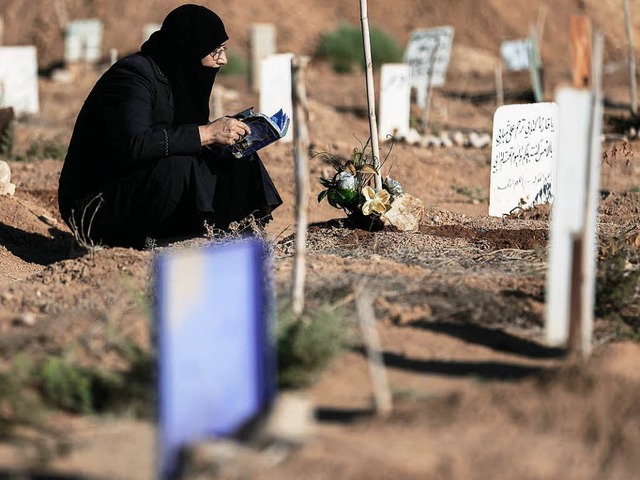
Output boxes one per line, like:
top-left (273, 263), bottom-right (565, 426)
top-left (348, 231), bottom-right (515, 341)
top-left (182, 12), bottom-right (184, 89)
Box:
top-left (210, 46), bottom-right (227, 61)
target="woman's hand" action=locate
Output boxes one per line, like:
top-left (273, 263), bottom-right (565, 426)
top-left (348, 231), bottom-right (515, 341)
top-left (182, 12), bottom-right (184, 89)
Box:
top-left (198, 116), bottom-right (251, 147)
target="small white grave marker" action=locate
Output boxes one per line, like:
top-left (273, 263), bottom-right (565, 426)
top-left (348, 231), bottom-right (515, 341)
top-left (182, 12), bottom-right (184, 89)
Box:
top-left (142, 23), bottom-right (161, 45)
top-left (155, 239), bottom-right (275, 479)
top-left (64, 19), bottom-right (103, 63)
top-left (404, 26), bottom-right (454, 108)
top-left (250, 23), bottom-right (276, 93)
top-left (260, 53), bottom-right (293, 143)
top-left (0, 46), bottom-right (39, 115)
top-left (378, 63), bottom-right (411, 141)
top-left (489, 102), bottom-right (559, 216)
top-left (500, 38), bottom-right (532, 71)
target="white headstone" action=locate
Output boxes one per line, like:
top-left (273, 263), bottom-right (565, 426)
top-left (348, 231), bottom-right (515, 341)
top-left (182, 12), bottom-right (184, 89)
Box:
top-left (500, 38), bottom-right (532, 71)
top-left (404, 26), bottom-right (454, 108)
top-left (546, 88), bottom-right (602, 347)
top-left (142, 23), bottom-right (161, 45)
top-left (0, 46), bottom-right (39, 115)
top-left (65, 19), bottom-right (103, 63)
top-left (250, 23), bottom-right (276, 93)
top-left (489, 102), bottom-right (559, 216)
top-left (378, 63), bottom-right (411, 141)
top-left (259, 53), bottom-right (293, 143)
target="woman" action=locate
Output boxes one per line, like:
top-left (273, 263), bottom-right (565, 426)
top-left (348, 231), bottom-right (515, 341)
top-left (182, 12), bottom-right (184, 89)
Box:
top-left (58, 4), bottom-right (282, 248)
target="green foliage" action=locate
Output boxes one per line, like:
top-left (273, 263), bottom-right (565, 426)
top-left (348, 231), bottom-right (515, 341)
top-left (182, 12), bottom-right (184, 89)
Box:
top-left (316, 23), bottom-right (403, 73)
top-left (0, 120), bottom-right (15, 157)
top-left (218, 50), bottom-right (248, 76)
top-left (25, 136), bottom-right (67, 161)
top-left (277, 300), bottom-right (352, 389)
top-left (452, 184), bottom-right (488, 204)
top-left (596, 228), bottom-right (640, 339)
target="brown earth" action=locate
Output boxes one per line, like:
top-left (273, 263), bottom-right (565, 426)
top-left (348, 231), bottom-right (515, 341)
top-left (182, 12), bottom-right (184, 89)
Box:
top-left (0, 0), bottom-right (640, 479)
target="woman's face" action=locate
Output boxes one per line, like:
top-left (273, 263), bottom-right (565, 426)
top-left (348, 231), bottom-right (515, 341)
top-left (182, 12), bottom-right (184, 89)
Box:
top-left (201, 44), bottom-right (228, 68)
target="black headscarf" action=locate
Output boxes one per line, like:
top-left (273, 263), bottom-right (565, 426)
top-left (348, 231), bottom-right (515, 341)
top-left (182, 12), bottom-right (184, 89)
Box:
top-left (141, 4), bottom-right (228, 125)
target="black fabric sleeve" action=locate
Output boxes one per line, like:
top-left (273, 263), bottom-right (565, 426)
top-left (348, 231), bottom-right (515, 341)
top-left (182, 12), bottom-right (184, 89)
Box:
top-left (100, 62), bottom-right (202, 162)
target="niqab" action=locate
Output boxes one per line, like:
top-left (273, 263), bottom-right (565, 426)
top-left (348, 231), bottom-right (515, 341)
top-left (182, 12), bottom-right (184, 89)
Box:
top-left (141, 4), bottom-right (228, 125)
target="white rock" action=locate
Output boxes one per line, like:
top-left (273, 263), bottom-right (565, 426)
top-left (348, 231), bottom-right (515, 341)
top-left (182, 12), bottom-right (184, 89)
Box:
top-left (404, 128), bottom-right (422, 146)
top-left (0, 160), bottom-right (10, 184)
top-left (440, 131), bottom-right (454, 148)
top-left (264, 392), bottom-right (315, 445)
top-left (0, 182), bottom-right (15, 196)
top-left (424, 135), bottom-right (442, 148)
top-left (13, 312), bottom-right (37, 327)
top-left (51, 68), bottom-right (74, 84)
top-left (384, 193), bottom-right (425, 231)
top-left (469, 132), bottom-right (491, 149)
top-left (452, 131), bottom-right (466, 147)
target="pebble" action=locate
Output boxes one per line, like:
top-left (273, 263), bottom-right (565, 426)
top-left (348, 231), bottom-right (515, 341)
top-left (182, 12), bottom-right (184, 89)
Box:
top-left (13, 312), bottom-right (37, 327)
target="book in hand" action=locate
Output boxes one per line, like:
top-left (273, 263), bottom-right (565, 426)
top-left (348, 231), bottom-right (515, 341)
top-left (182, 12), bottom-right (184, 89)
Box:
top-left (223, 107), bottom-right (290, 159)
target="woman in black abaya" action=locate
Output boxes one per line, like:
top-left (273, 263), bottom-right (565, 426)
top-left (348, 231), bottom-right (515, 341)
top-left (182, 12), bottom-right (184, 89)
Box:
top-left (58, 4), bottom-right (282, 248)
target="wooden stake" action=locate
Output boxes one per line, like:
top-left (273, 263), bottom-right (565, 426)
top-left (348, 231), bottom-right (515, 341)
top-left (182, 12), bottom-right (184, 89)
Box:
top-left (0, 16), bottom-right (4, 47)
top-left (421, 40), bottom-right (440, 134)
top-left (495, 64), bottom-right (504, 106)
top-left (528, 25), bottom-right (544, 102)
top-left (291, 56), bottom-right (310, 317)
top-left (355, 286), bottom-right (392, 417)
top-left (359, 0), bottom-right (382, 192)
top-left (570, 16), bottom-right (592, 88)
top-left (623, 0), bottom-right (638, 115)
top-left (53, 0), bottom-right (69, 32)
top-left (581, 32), bottom-right (605, 356)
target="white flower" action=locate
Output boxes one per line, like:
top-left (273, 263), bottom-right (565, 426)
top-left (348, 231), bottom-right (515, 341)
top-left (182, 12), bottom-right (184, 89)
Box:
top-left (335, 171), bottom-right (357, 191)
top-left (361, 186), bottom-right (391, 216)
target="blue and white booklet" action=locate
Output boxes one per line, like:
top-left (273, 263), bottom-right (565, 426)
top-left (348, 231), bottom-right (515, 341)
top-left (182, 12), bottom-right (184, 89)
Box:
top-left (224, 107), bottom-right (290, 158)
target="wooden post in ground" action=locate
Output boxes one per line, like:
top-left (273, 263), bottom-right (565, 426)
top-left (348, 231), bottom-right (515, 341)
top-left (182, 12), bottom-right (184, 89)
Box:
top-left (528, 25), bottom-right (544, 102)
top-left (623, 0), bottom-right (638, 115)
top-left (359, 0), bottom-right (382, 192)
top-left (495, 64), bottom-right (504, 106)
top-left (570, 16), bottom-right (592, 89)
top-left (291, 56), bottom-right (310, 316)
top-left (0, 16), bottom-right (4, 46)
top-left (355, 286), bottom-right (392, 417)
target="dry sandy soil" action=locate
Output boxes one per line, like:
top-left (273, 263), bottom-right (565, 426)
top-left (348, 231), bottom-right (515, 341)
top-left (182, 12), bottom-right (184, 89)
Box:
top-left (0, 1), bottom-right (640, 479)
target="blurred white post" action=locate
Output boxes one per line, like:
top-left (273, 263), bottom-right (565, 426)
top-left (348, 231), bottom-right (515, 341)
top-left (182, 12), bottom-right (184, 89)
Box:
top-left (291, 56), bottom-right (310, 316)
top-left (359, 0), bottom-right (382, 192)
top-left (623, 0), bottom-right (638, 115)
top-left (356, 287), bottom-right (392, 417)
top-left (546, 33), bottom-right (604, 358)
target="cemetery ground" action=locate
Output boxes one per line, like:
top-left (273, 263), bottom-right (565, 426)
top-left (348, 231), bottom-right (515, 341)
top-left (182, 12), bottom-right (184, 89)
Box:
top-left (0, 64), bottom-right (639, 479)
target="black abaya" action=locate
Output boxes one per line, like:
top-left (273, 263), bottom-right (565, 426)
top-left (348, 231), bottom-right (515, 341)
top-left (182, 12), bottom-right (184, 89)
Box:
top-left (58, 5), bottom-right (282, 248)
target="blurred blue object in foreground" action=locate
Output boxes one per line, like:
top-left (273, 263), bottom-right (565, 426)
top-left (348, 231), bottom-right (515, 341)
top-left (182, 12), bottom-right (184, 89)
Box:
top-left (154, 239), bottom-right (275, 479)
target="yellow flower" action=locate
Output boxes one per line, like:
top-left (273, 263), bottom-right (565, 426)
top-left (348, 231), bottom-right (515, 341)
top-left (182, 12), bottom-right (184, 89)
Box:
top-left (361, 186), bottom-right (391, 216)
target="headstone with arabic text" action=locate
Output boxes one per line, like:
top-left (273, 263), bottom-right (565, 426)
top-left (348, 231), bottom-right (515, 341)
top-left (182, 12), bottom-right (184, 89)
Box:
top-left (489, 103), bottom-right (559, 216)
top-left (403, 26), bottom-right (454, 108)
